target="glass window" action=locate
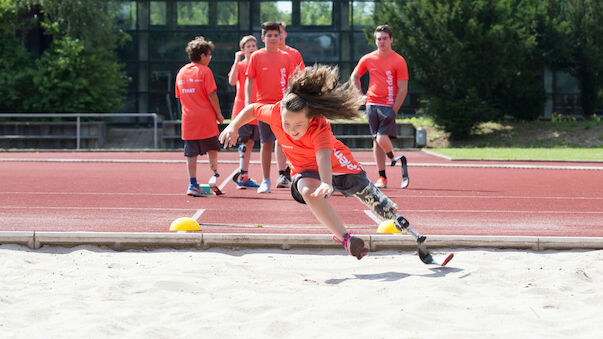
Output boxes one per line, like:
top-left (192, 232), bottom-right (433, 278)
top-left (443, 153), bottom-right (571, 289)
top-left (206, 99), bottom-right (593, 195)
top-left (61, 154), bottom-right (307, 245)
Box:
top-left (260, 1), bottom-right (292, 25)
top-left (177, 1), bottom-right (209, 25)
top-left (352, 31), bottom-right (373, 60)
top-left (555, 72), bottom-right (580, 93)
top-left (351, 1), bottom-right (375, 27)
top-left (150, 1), bottom-right (166, 26)
top-left (217, 2), bottom-right (238, 26)
top-left (150, 32), bottom-right (195, 60)
top-left (300, 1), bottom-right (332, 26)
top-left (286, 32), bottom-right (338, 62)
top-left (115, 1), bottom-right (137, 30)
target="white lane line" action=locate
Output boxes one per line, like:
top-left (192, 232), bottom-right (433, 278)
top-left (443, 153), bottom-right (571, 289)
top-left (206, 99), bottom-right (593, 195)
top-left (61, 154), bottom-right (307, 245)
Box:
top-left (192, 209), bottom-right (205, 221)
top-left (0, 206), bottom-right (199, 211)
top-left (220, 168), bottom-right (240, 191)
top-left (4, 191), bottom-right (602, 201)
top-left (363, 210), bottom-right (382, 225)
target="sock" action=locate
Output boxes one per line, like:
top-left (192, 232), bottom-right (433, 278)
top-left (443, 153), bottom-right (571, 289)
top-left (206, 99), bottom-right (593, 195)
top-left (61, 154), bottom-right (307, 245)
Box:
top-left (189, 177), bottom-right (198, 187)
top-left (213, 171), bottom-right (219, 178)
top-left (279, 170), bottom-right (286, 176)
top-left (386, 151), bottom-right (394, 160)
top-left (240, 170), bottom-right (248, 181)
top-left (378, 170), bottom-right (386, 178)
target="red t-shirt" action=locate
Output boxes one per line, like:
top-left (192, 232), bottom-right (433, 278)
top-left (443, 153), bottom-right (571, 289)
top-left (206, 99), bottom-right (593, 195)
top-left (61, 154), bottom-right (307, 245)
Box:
top-left (355, 50), bottom-right (409, 106)
top-left (254, 103), bottom-right (362, 176)
top-left (228, 59), bottom-right (258, 125)
top-left (175, 63), bottom-right (219, 140)
top-left (246, 49), bottom-right (295, 104)
top-left (283, 45), bottom-right (305, 71)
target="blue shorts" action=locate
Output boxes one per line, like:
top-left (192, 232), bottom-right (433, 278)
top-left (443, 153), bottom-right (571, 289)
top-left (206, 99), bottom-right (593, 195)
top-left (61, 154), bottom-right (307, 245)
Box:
top-left (183, 136), bottom-right (220, 157)
top-left (258, 121), bottom-right (276, 143)
top-left (366, 104), bottom-right (397, 139)
top-left (290, 170), bottom-right (370, 204)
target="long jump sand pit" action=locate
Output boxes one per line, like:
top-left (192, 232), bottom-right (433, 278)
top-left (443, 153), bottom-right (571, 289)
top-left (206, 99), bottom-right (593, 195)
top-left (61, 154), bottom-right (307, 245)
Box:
top-left (0, 245), bottom-right (601, 338)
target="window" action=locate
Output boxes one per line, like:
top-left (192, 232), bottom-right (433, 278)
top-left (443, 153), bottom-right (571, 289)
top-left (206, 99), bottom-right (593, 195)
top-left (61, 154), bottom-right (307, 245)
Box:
top-left (150, 1), bottom-right (166, 26)
top-left (351, 1), bottom-right (375, 27)
top-left (115, 1), bottom-right (137, 30)
top-left (300, 1), bottom-right (332, 26)
top-left (260, 1), bottom-right (292, 25)
top-left (217, 2), bottom-right (238, 26)
top-left (287, 32), bottom-right (338, 62)
top-left (177, 1), bottom-right (209, 26)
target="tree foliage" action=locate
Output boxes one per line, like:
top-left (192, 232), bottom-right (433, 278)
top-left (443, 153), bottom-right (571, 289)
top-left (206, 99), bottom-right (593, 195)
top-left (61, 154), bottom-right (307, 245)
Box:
top-left (376, 0), bottom-right (552, 139)
top-left (0, 0), bottom-right (129, 113)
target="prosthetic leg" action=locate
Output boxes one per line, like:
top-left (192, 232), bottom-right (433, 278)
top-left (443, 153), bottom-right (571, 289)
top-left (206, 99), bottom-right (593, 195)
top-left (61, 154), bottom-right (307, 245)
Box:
top-left (353, 182), bottom-right (453, 266)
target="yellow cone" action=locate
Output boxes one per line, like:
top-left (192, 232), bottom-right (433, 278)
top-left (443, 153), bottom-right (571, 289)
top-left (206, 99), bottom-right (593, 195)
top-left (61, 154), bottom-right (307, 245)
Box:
top-left (169, 217), bottom-right (201, 231)
top-left (376, 219), bottom-right (400, 234)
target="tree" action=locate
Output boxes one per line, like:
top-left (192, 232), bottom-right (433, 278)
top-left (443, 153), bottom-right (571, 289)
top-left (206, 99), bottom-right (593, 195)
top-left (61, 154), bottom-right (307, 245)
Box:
top-left (376, 0), bottom-right (548, 139)
top-left (551, 0), bottom-right (602, 116)
top-left (0, 0), bottom-right (129, 113)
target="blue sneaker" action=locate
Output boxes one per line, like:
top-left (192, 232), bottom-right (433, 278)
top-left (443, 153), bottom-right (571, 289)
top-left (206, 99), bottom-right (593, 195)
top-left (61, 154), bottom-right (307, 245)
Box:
top-left (237, 178), bottom-right (260, 189)
top-left (186, 185), bottom-right (207, 197)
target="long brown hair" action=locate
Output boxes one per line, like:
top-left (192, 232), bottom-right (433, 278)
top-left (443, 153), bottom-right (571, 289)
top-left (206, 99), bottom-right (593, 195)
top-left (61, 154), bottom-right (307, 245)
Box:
top-left (282, 65), bottom-right (363, 120)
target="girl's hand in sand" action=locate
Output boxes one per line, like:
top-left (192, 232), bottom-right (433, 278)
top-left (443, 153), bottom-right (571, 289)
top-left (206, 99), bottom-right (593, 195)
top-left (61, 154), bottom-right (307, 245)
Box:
top-left (311, 182), bottom-right (334, 199)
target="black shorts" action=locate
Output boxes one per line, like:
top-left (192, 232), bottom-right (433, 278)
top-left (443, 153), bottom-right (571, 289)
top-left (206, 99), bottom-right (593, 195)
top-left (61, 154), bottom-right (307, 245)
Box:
top-left (366, 104), bottom-right (397, 139)
top-left (258, 120), bottom-right (276, 143)
top-left (290, 170), bottom-right (370, 204)
top-left (183, 136), bottom-right (220, 157)
top-left (238, 124), bottom-right (260, 144)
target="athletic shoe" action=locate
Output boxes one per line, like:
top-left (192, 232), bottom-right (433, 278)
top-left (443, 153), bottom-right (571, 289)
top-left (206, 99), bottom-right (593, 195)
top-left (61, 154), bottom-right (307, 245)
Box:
top-left (375, 176), bottom-right (387, 188)
top-left (237, 178), bottom-right (260, 189)
top-left (186, 185), bottom-right (207, 197)
top-left (334, 233), bottom-right (368, 260)
top-left (257, 179), bottom-right (271, 193)
top-left (276, 174), bottom-right (291, 188)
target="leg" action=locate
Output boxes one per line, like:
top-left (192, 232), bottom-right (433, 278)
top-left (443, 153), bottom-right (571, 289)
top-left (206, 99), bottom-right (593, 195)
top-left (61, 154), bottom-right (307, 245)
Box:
top-left (208, 150), bottom-right (218, 173)
top-left (373, 138), bottom-right (387, 172)
top-left (275, 141), bottom-right (291, 188)
top-left (186, 156), bottom-right (198, 179)
top-left (260, 141), bottom-right (273, 180)
top-left (297, 177), bottom-right (347, 239)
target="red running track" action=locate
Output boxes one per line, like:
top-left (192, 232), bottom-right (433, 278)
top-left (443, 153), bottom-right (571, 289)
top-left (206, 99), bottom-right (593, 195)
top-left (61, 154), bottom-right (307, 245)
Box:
top-left (1, 151), bottom-right (602, 237)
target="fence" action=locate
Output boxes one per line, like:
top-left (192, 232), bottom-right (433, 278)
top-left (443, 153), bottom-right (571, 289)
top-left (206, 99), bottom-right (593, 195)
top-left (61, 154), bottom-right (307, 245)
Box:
top-left (0, 113), bottom-right (158, 149)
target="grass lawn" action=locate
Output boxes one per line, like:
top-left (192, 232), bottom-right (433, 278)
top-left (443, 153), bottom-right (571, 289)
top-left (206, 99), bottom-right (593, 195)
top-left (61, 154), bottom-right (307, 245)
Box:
top-left (428, 147), bottom-right (603, 161)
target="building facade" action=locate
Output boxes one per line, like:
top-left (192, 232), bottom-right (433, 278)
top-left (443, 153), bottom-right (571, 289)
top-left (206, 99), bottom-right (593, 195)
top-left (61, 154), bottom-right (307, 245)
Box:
top-left (114, 0), bottom-right (585, 121)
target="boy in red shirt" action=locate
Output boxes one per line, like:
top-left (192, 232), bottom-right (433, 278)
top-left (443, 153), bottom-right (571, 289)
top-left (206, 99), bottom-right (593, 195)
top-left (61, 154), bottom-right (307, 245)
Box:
top-left (176, 36), bottom-right (224, 197)
top-left (219, 65), bottom-right (452, 267)
top-left (351, 25), bottom-right (410, 189)
top-left (227, 35), bottom-right (260, 189)
top-left (245, 21), bottom-right (296, 193)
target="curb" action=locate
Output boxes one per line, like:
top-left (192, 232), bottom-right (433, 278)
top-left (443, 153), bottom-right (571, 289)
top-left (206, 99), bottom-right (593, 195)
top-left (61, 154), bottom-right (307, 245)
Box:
top-left (1, 232), bottom-right (602, 251)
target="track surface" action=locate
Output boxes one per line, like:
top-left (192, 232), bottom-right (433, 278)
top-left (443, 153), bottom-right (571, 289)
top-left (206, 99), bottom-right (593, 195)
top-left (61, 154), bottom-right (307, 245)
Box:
top-left (1, 151), bottom-right (601, 236)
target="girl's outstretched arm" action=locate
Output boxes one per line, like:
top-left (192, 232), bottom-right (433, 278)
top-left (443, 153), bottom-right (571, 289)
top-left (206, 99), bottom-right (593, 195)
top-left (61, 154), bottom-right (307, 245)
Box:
top-left (218, 104), bottom-right (255, 148)
top-left (311, 147), bottom-right (334, 198)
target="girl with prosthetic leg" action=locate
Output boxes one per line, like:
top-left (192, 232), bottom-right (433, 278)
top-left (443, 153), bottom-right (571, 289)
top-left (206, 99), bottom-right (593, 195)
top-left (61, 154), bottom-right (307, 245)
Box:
top-left (220, 65), bottom-right (452, 264)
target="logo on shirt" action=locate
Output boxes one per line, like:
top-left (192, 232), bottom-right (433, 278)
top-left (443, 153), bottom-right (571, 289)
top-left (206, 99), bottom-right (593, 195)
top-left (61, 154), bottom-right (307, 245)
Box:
top-left (334, 150), bottom-right (360, 171)
top-left (181, 88), bottom-right (196, 94)
top-left (280, 68), bottom-right (287, 95)
top-left (386, 70), bottom-right (394, 105)
top-left (280, 144), bottom-right (293, 149)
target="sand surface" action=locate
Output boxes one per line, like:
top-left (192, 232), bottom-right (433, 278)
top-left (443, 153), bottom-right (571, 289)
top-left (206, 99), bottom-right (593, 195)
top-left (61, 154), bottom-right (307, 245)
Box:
top-left (1, 244), bottom-right (601, 338)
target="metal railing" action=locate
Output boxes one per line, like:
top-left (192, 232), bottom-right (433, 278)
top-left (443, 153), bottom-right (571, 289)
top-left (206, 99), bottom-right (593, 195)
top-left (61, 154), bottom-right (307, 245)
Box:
top-left (0, 113), bottom-right (159, 149)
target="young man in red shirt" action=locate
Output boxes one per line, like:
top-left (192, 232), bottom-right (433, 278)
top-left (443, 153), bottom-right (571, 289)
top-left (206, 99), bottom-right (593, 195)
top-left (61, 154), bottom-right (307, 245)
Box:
top-left (176, 36), bottom-right (224, 197)
top-left (245, 21), bottom-right (296, 193)
top-left (351, 25), bottom-right (410, 189)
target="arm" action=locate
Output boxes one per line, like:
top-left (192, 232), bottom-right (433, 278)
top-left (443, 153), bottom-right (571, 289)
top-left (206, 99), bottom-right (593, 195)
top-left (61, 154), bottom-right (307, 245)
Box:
top-left (245, 77), bottom-right (254, 106)
top-left (228, 51), bottom-right (243, 86)
top-left (208, 91), bottom-right (224, 124)
top-left (392, 79), bottom-right (408, 114)
top-left (350, 68), bottom-right (363, 95)
top-left (218, 104), bottom-right (256, 148)
top-left (311, 147), bottom-right (334, 198)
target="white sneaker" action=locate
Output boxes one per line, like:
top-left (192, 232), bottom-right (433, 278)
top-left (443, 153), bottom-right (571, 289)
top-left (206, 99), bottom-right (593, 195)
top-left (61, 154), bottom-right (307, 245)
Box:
top-left (257, 179), bottom-right (271, 193)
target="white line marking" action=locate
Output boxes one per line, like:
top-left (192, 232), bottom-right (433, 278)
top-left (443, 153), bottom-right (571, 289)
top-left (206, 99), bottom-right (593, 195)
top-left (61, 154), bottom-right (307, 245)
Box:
top-left (363, 210), bottom-right (382, 224)
top-left (0, 206), bottom-right (199, 211)
top-left (192, 209), bottom-right (205, 221)
top-left (221, 168), bottom-right (240, 191)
